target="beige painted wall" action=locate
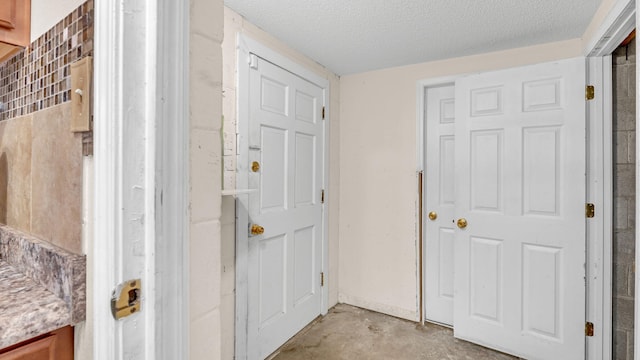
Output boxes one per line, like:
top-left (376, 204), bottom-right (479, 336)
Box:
top-left (221, 6), bottom-right (341, 359)
top-left (31, 0), bottom-right (87, 41)
top-left (338, 39), bottom-right (584, 321)
top-left (189, 0), bottom-right (224, 358)
top-left (581, 0), bottom-right (621, 53)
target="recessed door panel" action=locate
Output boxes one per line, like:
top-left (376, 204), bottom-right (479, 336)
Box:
top-left (440, 98), bottom-right (455, 123)
top-left (470, 86), bottom-right (503, 117)
top-left (440, 136), bottom-right (455, 205)
top-left (469, 237), bottom-right (502, 323)
top-left (523, 127), bottom-right (560, 216)
top-left (470, 130), bottom-right (503, 212)
top-left (261, 76), bottom-right (289, 116)
top-left (522, 244), bottom-right (562, 340)
top-left (261, 126), bottom-right (288, 212)
top-left (259, 234), bottom-right (287, 327)
top-left (438, 228), bottom-right (455, 299)
top-left (294, 226), bottom-right (315, 306)
top-left (523, 78), bottom-right (563, 112)
top-left (295, 91), bottom-right (316, 124)
top-left (295, 133), bottom-right (315, 207)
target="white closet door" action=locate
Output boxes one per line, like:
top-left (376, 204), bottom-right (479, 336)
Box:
top-left (424, 83), bottom-right (456, 326)
top-left (453, 57), bottom-right (586, 360)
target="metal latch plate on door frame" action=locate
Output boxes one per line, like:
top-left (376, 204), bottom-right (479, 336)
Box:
top-left (111, 279), bottom-right (141, 320)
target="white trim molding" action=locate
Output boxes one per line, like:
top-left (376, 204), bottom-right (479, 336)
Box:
top-left (92, 0), bottom-right (121, 357)
top-left (584, 0), bottom-right (635, 57)
top-left (583, 2), bottom-right (636, 359)
top-left (93, 0), bottom-right (185, 358)
top-left (154, 0), bottom-right (190, 358)
top-left (586, 55), bottom-right (614, 360)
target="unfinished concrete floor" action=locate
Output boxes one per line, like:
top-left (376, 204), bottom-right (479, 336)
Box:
top-left (270, 304), bottom-right (517, 360)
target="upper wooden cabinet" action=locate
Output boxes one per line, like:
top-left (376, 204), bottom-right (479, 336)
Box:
top-left (0, 0), bottom-right (31, 62)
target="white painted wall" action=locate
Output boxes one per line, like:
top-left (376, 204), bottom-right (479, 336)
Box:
top-left (189, 0), bottom-right (224, 358)
top-left (338, 39), bottom-right (584, 321)
top-left (221, 6), bottom-right (340, 359)
top-left (30, 0), bottom-right (86, 42)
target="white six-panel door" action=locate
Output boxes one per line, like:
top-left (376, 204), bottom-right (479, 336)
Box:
top-left (247, 56), bottom-right (325, 359)
top-left (453, 57), bottom-right (586, 359)
top-left (424, 84), bottom-right (456, 326)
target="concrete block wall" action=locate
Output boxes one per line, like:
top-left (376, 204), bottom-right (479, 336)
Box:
top-left (189, 0), bottom-right (224, 358)
top-left (612, 37), bottom-right (636, 360)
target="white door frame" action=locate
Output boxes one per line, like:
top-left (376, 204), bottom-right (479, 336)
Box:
top-left (153, 0), bottom-right (190, 358)
top-left (93, 1), bottom-right (189, 359)
top-left (235, 34), bottom-right (330, 359)
top-left (416, 1), bottom-right (636, 356)
top-left (583, 1), bottom-right (635, 358)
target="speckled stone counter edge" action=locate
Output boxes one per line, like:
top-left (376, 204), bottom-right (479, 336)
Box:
top-left (0, 225), bottom-right (86, 323)
top-left (0, 262), bottom-right (72, 349)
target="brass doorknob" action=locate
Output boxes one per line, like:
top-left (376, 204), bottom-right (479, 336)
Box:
top-left (250, 224), bottom-right (264, 235)
top-left (428, 211), bottom-right (437, 221)
top-left (251, 161), bottom-right (260, 172)
top-left (457, 218), bottom-right (467, 229)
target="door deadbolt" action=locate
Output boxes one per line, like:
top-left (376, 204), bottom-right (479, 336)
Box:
top-left (251, 161), bottom-right (260, 172)
top-left (111, 279), bottom-right (141, 320)
top-left (250, 224), bottom-right (265, 236)
top-left (428, 211), bottom-right (437, 221)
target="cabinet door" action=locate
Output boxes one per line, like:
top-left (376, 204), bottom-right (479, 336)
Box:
top-left (0, 327), bottom-right (73, 360)
top-left (0, 0), bottom-right (30, 46)
top-left (0, 1), bottom-right (17, 30)
top-left (0, 336), bottom-right (56, 360)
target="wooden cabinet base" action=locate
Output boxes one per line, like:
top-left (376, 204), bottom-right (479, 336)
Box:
top-left (0, 42), bottom-right (21, 63)
top-left (0, 327), bottom-right (73, 360)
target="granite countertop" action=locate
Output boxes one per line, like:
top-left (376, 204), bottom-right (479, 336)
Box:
top-left (0, 226), bottom-right (85, 349)
top-left (0, 261), bottom-right (72, 348)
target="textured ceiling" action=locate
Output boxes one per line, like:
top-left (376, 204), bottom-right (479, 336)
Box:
top-left (224, 0), bottom-right (603, 75)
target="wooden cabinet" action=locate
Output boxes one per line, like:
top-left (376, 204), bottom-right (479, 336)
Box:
top-left (0, 327), bottom-right (73, 360)
top-left (0, 0), bottom-right (31, 62)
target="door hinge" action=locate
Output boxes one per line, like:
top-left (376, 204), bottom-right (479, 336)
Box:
top-left (322, 106), bottom-right (325, 120)
top-left (586, 85), bottom-right (595, 100)
top-left (586, 203), bottom-right (595, 218)
top-left (321, 272), bottom-right (325, 287)
top-left (585, 322), bottom-right (594, 337)
top-left (321, 189), bottom-right (325, 204)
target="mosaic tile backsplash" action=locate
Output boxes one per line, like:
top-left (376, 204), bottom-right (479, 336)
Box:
top-left (0, 0), bottom-right (93, 121)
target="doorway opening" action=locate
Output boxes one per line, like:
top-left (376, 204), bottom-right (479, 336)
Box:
top-left (417, 16), bottom-right (637, 358)
top-left (611, 31), bottom-right (636, 360)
